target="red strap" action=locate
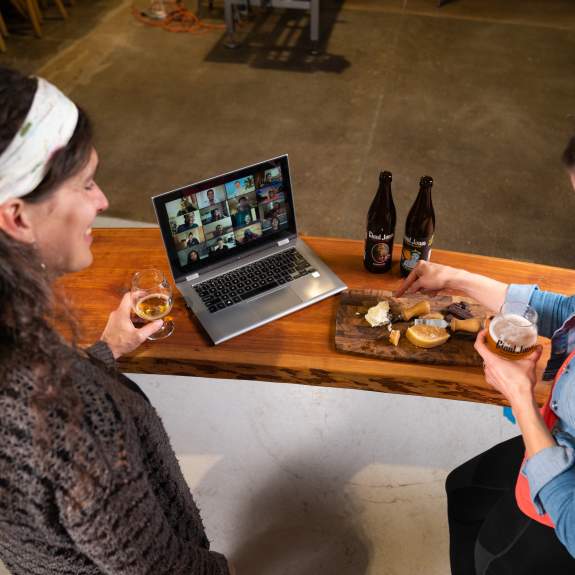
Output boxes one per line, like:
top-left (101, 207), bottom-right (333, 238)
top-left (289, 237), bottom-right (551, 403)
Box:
top-left (515, 350), bottom-right (575, 526)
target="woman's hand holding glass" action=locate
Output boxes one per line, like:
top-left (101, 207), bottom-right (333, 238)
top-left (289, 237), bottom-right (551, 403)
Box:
top-left (100, 292), bottom-right (164, 359)
top-left (130, 269), bottom-right (174, 340)
top-left (474, 328), bottom-right (543, 407)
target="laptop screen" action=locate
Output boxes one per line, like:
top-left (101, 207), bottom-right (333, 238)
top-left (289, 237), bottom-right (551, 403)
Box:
top-left (153, 155), bottom-right (297, 281)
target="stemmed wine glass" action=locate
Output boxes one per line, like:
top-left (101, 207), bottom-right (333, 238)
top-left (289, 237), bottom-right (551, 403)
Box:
top-left (131, 269), bottom-right (174, 340)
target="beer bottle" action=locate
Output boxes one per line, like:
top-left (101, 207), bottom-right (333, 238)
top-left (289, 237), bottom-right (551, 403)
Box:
top-left (364, 171), bottom-right (396, 273)
top-left (400, 175), bottom-right (435, 278)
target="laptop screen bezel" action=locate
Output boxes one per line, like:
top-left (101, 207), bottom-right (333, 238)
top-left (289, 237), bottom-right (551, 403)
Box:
top-left (152, 154), bottom-right (297, 283)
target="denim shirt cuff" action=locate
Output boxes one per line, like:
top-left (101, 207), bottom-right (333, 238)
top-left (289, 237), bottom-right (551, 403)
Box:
top-left (523, 445), bottom-right (575, 514)
top-left (506, 284), bottom-right (537, 307)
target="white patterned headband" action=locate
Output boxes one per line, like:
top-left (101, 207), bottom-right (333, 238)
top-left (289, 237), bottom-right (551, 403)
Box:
top-left (0, 77), bottom-right (79, 203)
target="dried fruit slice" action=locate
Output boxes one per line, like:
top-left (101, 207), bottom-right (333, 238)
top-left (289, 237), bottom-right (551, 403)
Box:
top-left (389, 329), bottom-right (401, 347)
top-left (421, 312), bottom-right (444, 320)
top-left (406, 324), bottom-right (450, 348)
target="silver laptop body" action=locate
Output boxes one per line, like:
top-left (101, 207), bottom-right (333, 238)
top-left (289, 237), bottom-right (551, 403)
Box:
top-left (152, 155), bottom-right (347, 345)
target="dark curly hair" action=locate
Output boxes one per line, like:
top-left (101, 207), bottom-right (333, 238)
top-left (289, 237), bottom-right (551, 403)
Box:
top-left (0, 67), bottom-right (94, 454)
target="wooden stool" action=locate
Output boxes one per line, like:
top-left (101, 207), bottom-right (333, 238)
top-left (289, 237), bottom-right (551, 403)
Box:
top-left (8, 0), bottom-right (43, 36)
top-left (7, 0), bottom-right (69, 38)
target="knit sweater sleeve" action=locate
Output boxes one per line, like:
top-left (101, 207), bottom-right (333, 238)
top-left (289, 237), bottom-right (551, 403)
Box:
top-left (55, 465), bottom-right (230, 575)
top-left (85, 340), bottom-right (117, 369)
top-left (38, 362), bottom-right (231, 575)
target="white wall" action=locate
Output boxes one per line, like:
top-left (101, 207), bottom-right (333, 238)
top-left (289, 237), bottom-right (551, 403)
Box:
top-left (0, 376), bottom-right (517, 575)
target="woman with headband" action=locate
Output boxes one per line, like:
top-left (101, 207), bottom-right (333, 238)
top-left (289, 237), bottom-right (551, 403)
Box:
top-left (0, 68), bottom-right (233, 574)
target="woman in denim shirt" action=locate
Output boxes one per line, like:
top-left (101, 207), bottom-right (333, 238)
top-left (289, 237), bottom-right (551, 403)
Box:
top-left (396, 136), bottom-right (575, 574)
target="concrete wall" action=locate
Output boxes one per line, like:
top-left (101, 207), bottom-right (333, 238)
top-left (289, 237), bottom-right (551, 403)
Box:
top-left (0, 375), bottom-right (518, 575)
top-left (134, 375), bottom-right (517, 574)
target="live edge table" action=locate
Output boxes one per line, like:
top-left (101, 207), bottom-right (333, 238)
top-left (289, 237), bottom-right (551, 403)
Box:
top-left (58, 229), bottom-right (575, 407)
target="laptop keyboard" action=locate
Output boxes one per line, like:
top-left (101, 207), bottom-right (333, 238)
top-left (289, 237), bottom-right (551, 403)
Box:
top-left (194, 248), bottom-right (316, 313)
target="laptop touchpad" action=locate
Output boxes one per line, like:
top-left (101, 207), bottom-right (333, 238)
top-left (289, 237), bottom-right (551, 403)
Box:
top-left (254, 286), bottom-right (302, 319)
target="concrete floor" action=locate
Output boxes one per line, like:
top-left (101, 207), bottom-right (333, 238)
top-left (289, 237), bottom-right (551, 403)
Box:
top-left (2, 0), bottom-right (575, 267)
top-left (0, 2), bottom-right (574, 574)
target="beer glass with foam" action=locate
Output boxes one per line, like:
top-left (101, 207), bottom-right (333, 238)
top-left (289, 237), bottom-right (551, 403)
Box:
top-left (131, 269), bottom-right (174, 340)
top-left (486, 302), bottom-right (538, 360)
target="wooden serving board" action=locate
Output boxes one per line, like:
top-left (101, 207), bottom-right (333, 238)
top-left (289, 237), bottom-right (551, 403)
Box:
top-left (335, 289), bottom-right (490, 367)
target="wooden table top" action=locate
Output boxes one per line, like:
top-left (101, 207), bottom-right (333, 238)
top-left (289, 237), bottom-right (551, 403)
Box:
top-left (59, 228), bottom-right (575, 406)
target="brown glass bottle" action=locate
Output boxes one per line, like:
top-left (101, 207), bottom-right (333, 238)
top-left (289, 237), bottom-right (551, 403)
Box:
top-left (364, 171), bottom-right (396, 273)
top-left (400, 176), bottom-right (435, 278)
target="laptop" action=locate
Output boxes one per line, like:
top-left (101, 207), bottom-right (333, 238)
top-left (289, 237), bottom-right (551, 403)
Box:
top-left (152, 154), bottom-right (347, 344)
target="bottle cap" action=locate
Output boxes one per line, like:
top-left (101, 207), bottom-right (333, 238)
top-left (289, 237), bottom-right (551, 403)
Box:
top-left (380, 171), bottom-right (392, 181)
top-left (420, 175), bottom-right (433, 186)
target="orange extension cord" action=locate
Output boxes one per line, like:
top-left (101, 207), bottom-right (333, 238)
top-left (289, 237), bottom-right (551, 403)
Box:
top-left (132, 0), bottom-right (227, 34)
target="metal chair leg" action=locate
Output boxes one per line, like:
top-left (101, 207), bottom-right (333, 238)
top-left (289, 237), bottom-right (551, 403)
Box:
top-left (310, 0), bottom-right (319, 43)
top-left (224, 0), bottom-right (240, 48)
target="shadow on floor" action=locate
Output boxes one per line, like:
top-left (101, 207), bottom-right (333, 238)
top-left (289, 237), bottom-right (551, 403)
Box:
top-left (204, 1), bottom-right (350, 73)
top-left (228, 463), bottom-right (371, 574)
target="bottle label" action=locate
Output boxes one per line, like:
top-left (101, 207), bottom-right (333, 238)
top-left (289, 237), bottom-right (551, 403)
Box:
top-left (368, 231), bottom-right (394, 242)
top-left (365, 233), bottom-right (394, 268)
top-left (400, 235), bottom-right (433, 273)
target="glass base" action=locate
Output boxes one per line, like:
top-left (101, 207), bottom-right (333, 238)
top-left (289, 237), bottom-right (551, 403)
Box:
top-left (148, 319), bottom-right (174, 340)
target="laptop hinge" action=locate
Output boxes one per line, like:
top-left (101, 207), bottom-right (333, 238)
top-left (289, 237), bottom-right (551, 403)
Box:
top-left (277, 238), bottom-right (290, 247)
top-left (186, 273), bottom-right (199, 281)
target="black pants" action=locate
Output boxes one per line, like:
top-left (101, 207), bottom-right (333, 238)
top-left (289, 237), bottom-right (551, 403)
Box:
top-left (446, 435), bottom-right (575, 574)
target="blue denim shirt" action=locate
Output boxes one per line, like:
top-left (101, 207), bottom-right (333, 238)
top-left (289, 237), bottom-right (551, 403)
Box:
top-left (507, 284), bottom-right (575, 556)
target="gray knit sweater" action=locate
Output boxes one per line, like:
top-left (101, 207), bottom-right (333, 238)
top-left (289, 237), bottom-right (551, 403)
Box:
top-left (0, 341), bottom-right (230, 575)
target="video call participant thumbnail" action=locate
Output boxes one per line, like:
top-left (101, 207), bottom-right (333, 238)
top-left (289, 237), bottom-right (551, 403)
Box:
top-left (207, 233), bottom-right (236, 253)
top-left (234, 222), bottom-right (262, 245)
top-left (164, 193), bottom-right (197, 221)
top-left (204, 216), bottom-right (233, 241)
top-left (177, 244), bottom-right (209, 267)
top-left (173, 229), bottom-right (204, 251)
top-left (225, 176), bottom-right (255, 199)
top-left (197, 186), bottom-right (226, 209)
top-left (230, 194), bottom-right (257, 228)
top-left (175, 211), bottom-right (200, 233)
top-left (200, 203), bottom-right (229, 225)
top-left (262, 201), bottom-right (285, 221)
top-left (262, 215), bottom-right (287, 234)
top-left (254, 166), bottom-right (282, 189)
top-left (176, 194), bottom-right (197, 216)
top-left (256, 185), bottom-right (283, 202)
